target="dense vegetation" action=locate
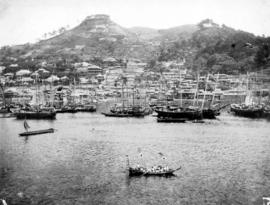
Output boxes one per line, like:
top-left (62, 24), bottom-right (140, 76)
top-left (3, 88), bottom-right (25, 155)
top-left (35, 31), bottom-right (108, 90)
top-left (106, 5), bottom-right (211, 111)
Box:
top-left (149, 19), bottom-right (270, 74)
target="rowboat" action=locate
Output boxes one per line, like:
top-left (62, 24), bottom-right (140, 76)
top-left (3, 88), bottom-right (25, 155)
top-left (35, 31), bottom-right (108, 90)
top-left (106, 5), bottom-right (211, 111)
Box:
top-left (19, 120), bottom-right (54, 136)
top-left (128, 166), bottom-right (181, 177)
top-left (126, 155), bottom-right (181, 177)
top-left (19, 128), bottom-right (54, 136)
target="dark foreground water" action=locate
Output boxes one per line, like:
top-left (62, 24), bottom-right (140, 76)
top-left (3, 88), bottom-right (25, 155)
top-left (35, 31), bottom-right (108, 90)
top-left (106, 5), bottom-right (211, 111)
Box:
top-left (0, 112), bottom-right (270, 205)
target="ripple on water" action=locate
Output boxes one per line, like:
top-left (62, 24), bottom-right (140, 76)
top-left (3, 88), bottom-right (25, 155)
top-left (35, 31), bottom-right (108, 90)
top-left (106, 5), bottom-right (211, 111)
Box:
top-left (0, 113), bottom-right (270, 204)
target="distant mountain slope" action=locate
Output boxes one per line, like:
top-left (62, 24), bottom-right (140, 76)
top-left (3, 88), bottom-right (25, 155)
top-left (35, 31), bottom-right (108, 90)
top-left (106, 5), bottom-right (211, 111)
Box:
top-left (30, 14), bottom-right (137, 59)
top-left (0, 16), bottom-right (269, 74)
top-left (158, 24), bottom-right (199, 41)
top-left (128, 27), bottom-right (160, 40)
top-left (150, 19), bottom-right (270, 74)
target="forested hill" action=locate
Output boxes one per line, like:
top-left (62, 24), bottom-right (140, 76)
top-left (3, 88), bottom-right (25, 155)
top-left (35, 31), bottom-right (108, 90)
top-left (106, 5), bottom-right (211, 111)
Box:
top-left (0, 16), bottom-right (269, 75)
top-left (150, 19), bottom-right (270, 74)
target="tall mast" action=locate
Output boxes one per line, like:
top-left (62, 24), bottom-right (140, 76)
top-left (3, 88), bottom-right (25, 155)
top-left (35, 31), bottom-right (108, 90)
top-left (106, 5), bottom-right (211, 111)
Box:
top-left (0, 74), bottom-right (6, 108)
top-left (121, 78), bottom-right (124, 109)
top-left (201, 74), bottom-right (209, 110)
top-left (258, 69), bottom-right (263, 105)
top-left (35, 74), bottom-right (39, 107)
top-left (245, 72), bottom-right (250, 105)
top-left (132, 86), bottom-right (135, 107)
top-left (193, 72), bottom-right (199, 107)
top-left (179, 68), bottom-right (182, 107)
top-left (210, 73), bottom-right (219, 107)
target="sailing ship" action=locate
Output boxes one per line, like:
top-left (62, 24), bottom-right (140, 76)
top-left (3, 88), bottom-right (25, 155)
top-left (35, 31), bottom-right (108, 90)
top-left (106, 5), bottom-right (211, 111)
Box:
top-left (155, 73), bottom-right (225, 121)
top-left (102, 76), bottom-right (149, 117)
top-left (14, 106), bottom-right (56, 119)
top-left (230, 73), bottom-right (264, 118)
top-left (14, 76), bottom-right (57, 119)
top-left (75, 103), bottom-right (97, 112)
top-left (0, 107), bottom-right (11, 113)
top-left (155, 106), bottom-right (202, 121)
top-left (230, 103), bottom-right (264, 118)
top-left (19, 119), bottom-right (54, 136)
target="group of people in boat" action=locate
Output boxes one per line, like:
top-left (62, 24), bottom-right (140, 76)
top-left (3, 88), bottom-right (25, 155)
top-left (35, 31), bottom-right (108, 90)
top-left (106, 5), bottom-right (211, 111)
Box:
top-left (134, 164), bottom-right (170, 174)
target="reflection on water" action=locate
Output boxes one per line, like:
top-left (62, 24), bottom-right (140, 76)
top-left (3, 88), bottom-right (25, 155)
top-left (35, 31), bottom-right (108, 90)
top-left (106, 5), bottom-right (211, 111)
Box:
top-left (0, 112), bottom-right (270, 204)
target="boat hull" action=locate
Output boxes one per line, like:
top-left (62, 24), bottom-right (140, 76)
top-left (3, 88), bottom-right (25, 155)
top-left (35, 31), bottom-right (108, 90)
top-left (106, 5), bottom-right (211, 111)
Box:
top-left (155, 109), bottom-right (202, 120)
top-left (75, 108), bottom-right (97, 112)
top-left (56, 109), bottom-right (77, 113)
top-left (230, 105), bottom-right (264, 118)
top-left (15, 112), bottom-right (56, 119)
top-left (202, 109), bottom-right (219, 119)
top-left (19, 128), bottom-right (54, 136)
top-left (102, 112), bottom-right (132, 117)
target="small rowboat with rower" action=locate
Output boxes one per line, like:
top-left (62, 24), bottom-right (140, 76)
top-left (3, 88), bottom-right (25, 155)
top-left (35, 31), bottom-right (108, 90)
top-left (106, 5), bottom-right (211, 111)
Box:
top-left (126, 155), bottom-right (181, 177)
top-left (19, 120), bottom-right (54, 136)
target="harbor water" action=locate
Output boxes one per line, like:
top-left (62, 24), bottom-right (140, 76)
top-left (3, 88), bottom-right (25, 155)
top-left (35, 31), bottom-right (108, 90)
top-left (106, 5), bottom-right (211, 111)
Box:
top-left (1, 112), bottom-right (270, 204)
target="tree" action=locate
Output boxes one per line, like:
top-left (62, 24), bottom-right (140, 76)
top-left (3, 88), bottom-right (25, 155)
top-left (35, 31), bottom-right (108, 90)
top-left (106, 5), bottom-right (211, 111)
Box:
top-left (254, 43), bottom-right (270, 69)
top-left (0, 81), bottom-right (6, 108)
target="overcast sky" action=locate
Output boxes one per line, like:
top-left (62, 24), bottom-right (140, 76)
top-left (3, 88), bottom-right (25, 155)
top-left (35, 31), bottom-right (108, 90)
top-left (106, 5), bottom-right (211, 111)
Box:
top-left (0, 0), bottom-right (269, 46)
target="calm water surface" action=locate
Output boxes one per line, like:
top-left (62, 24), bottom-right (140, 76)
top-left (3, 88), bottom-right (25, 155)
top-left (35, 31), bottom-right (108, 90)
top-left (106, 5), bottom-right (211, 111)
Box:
top-left (0, 112), bottom-right (270, 205)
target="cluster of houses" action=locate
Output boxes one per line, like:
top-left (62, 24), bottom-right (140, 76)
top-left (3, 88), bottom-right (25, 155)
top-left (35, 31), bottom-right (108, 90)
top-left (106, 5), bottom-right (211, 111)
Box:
top-left (1, 58), bottom-right (269, 106)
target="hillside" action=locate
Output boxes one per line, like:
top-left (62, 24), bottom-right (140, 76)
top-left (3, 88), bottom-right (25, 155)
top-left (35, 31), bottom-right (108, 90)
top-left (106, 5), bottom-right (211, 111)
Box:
top-left (149, 19), bottom-right (270, 74)
top-left (0, 16), bottom-right (269, 75)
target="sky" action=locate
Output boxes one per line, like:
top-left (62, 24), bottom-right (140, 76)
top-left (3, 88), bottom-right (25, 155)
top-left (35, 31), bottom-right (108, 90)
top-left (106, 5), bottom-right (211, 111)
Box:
top-left (0, 0), bottom-right (270, 46)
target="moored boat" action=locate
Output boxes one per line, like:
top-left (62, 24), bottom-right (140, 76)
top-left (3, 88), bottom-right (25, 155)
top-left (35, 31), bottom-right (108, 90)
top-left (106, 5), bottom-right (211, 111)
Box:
top-left (0, 107), bottom-right (11, 113)
top-left (15, 110), bottom-right (56, 119)
top-left (101, 112), bottom-right (132, 117)
top-left (230, 104), bottom-right (264, 118)
top-left (103, 104), bottom-right (149, 118)
top-left (75, 104), bottom-right (97, 112)
top-left (56, 105), bottom-right (77, 113)
top-left (155, 106), bottom-right (203, 120)
top-left (263, 105), bottom-right (270, 119)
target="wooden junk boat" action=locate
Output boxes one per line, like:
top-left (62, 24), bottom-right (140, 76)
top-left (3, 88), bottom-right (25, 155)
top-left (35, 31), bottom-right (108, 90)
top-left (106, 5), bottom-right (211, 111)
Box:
top-left (19, 120), bottom-right (54, 136)
top-left (230, 104), bottom-right (264, 118)
top-left (155, 106), bottom-right (203, 120)
top-left (14, 107), bottom-right (56, 119)
top-left (102, 105), bottom-right (148, 118)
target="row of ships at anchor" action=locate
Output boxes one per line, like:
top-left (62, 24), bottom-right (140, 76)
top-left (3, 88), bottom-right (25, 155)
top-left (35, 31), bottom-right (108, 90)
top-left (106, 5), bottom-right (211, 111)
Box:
top-left (0, 84), bottom-right (97, 119)
top-left (1, 67), bottom-right (270, 121)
